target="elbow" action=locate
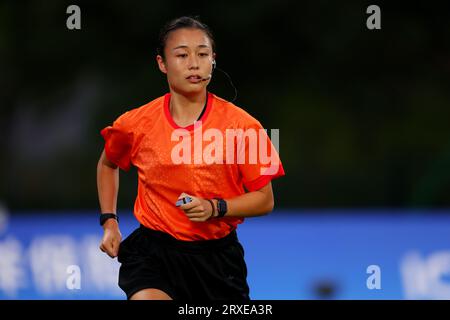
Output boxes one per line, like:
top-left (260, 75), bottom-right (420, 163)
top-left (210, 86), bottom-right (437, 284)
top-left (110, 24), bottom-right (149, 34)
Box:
top-left (267, 198), bottom-right (275, 214)
top-left (260, 198), bottom-right (274, 216)
top-left (255, 183), bottom-right (275, 216)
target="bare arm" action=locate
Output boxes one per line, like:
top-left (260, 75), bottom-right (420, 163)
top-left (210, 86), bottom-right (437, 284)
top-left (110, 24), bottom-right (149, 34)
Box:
top-left (179, 182), bottom-right (275, 222)
top-left (224, 182), bottom-right (274, 218)
top-left (97, 149), bottom-right (122, 258)
top-left (97, 149), bottom-right (119, 214)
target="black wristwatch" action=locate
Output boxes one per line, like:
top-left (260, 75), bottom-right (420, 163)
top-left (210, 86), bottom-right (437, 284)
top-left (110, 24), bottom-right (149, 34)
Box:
top-left (100, 213), bottom-right (119, 226)
top-left (214, 198), bottom-right (228, 218)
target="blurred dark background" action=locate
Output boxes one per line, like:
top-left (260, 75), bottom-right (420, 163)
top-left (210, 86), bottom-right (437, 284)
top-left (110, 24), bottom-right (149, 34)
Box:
top-left (1, 0), bottom-right (449, 211)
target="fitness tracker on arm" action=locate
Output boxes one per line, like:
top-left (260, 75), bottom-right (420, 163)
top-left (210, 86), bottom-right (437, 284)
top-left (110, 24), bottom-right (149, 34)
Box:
top-left (214, 198), bottom-right (227, 218)
top-left (100, 213), bottom-right (119, 226)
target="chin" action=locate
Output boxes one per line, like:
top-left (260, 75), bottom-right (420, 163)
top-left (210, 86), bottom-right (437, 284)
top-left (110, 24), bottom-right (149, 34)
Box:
top-left (172, 84), bottom-right (207, 96)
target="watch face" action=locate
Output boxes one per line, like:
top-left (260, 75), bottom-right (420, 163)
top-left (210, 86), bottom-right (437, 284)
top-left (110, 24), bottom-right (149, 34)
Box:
top-left (214, 198), bottom-right (227, 216)
top-left (218, 200), bottom-right (227, 214)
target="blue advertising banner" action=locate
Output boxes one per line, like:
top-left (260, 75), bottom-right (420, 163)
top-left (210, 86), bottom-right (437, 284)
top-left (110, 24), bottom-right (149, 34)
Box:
top-left (0, 210), bottom-right (449, 300)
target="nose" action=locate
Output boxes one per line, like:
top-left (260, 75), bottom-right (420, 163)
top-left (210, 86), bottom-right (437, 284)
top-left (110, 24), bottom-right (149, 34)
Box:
top-left (188, 55), bottom-right (199, 70)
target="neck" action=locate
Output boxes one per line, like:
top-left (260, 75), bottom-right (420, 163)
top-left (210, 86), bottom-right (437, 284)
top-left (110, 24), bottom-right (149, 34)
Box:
top-left (169, 89), bottom-right (207, 127)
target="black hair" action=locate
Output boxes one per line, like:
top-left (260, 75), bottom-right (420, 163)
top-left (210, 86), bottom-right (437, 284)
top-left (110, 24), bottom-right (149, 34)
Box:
top-left (156, 16), bottom-right (216, 60)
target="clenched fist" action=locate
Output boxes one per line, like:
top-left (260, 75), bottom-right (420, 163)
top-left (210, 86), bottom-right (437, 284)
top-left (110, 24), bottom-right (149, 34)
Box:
top-left (99, 219), bottom-right (122, 258)
top-left (177, 193), bottom-right (217, 222)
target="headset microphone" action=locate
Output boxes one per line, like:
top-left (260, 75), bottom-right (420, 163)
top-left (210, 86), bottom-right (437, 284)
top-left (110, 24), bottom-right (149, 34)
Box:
top-left (199, 60), bottom-right (238, 102)
top-left (201, 60), bottom-right (216, 81)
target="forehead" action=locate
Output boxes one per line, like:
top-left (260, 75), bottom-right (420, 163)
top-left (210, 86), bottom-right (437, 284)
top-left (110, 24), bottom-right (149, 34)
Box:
top-left (166, 28), bottom-right (212, 49)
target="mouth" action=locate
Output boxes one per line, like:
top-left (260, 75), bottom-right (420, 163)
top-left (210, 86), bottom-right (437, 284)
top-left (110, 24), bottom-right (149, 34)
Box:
top-left (186, 75), bottom-right (203, 83)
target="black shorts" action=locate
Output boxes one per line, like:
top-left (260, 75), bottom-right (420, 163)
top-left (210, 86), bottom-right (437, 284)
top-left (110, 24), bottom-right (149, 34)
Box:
top-left (118, 225), bottom-right (250, 300)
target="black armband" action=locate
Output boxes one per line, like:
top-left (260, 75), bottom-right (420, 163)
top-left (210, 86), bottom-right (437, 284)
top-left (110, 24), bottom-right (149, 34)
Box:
top-left (100, 213), bottom-right (119, 226)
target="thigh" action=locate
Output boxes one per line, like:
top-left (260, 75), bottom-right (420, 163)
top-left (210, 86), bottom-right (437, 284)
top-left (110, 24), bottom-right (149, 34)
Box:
top-left (130, 288), bottom-right (173, 300)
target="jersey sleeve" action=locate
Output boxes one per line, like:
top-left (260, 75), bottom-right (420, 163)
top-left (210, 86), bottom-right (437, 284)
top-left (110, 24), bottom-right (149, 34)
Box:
top-left (100, 112), bottom-right (135, 171)
top-left (236, 118), bottom-right (285, 192)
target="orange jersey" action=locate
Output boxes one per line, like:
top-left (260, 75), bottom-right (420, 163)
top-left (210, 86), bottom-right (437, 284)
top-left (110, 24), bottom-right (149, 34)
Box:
top-left (101, 92), bottom-right (285, 240)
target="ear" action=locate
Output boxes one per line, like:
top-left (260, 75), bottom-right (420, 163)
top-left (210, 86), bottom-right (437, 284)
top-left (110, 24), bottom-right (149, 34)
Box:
top-left (156, 55), bottom-right (167, 74)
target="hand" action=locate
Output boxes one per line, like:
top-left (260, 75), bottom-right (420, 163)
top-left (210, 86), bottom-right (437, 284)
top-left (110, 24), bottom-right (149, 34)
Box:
top-left (177, 192), bottom-right (216, 222)
top-left (99, 219), bottom-right (122, 258)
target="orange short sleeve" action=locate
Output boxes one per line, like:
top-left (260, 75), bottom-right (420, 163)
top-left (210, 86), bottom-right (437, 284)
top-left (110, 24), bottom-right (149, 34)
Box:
top-left (100, 114), bottom-right (134, 171)
top-left (237, 120), bottom-right (285, 191)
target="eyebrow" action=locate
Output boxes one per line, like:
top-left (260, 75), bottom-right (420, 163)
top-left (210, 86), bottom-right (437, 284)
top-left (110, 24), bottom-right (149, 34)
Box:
top-left (172, 44), bottom-right (210, 51)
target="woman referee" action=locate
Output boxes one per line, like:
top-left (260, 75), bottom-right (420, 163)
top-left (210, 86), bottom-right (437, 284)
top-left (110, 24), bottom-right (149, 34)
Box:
top-left (96, 16), bottom-right (285, 300)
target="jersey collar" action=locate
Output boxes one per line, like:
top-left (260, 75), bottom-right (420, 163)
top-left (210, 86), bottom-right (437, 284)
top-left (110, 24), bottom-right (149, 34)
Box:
top-left (164, 92), bottom-right (213, 131)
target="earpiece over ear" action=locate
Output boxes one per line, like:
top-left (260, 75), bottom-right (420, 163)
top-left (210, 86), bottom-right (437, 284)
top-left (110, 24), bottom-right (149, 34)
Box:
top-left (200, 60), bottom-right (217, 82)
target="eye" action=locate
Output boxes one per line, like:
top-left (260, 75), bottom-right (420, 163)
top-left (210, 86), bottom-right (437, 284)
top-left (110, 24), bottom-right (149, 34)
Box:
top-left (177, 53), bottom-right (188, 58)
top-left (199, 52), bottom-right (209, 57)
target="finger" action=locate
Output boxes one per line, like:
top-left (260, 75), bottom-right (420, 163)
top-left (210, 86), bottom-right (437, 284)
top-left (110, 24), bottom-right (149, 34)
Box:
top-left (106, 246), bottom-right (116, 258)
top-left (189, 217), bottom-right (208, 222)
top-left (177, 193), bottom-right (199, 208)
top-left (109, 249), bottom-right (118, 258)
top-left (106, 251), bottom-right (115, 258)
top-left (177, 192), bottom-right (191, 202)
top-left (99, 244), bottom-right (106, 252)
top-left (185, 211), bottom-right (204, 218)
top-left (180, 199), bottom-right (199, 210)
top-left (183, 206), bottom-right (203, 214)
top-left (111, 240), bottom-right (121, 257)
top-left (102, 242), bottom-right (116, 258)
